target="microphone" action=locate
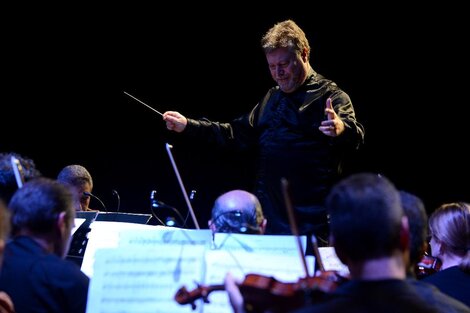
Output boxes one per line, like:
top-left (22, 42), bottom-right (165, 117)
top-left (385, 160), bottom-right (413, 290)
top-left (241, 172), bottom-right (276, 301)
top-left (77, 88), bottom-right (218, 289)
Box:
top-left (83, 192), bottom-right (108, 213)
top-left (150, 190), bottom-right (173, 209)
top-left (189, 190), bottom-right (196, 202)
top-left (150, 190), bottom-right (185, 227)
top-left (150, 190), bottom-right (158, 208)
top-left (182, 189), bottom-right (197, 227)
top-left (112, 189), bottom-right (121, 212)
top-left (149, 190), bottom-right (165, 226)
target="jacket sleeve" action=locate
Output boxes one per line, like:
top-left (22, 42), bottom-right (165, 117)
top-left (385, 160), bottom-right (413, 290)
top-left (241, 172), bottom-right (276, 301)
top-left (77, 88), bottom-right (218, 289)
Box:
top-left (182, 111), bottom-right (258, 151)
top-left (331, 90), bottom-right (365, 151)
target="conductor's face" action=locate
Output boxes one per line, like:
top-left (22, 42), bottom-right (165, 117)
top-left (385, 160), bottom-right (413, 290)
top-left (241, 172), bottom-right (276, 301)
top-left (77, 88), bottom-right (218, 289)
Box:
top-left (266, 47), bottom-right (309, 93)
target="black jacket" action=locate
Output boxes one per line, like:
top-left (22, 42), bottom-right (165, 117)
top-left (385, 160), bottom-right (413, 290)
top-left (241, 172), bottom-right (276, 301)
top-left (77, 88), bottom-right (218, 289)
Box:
top-left (0, 236), bottom-right (89, 313)
top-left (184, 69), bottom-right (365, 235)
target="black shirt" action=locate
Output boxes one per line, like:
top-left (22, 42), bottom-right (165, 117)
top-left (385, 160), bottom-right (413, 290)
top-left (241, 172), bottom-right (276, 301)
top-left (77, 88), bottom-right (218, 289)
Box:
top-left (185, 69), bottom-right (365, 235)
top-left (292, 279), bottom-right (470, 313)
top-left (423, 266), bottom-right (470, 307)
top-left (0, 236), bottom-right (90, 313)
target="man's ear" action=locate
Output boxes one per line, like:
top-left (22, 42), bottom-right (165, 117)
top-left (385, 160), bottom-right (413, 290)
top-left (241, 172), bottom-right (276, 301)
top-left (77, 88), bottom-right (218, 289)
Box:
top-left (301, 48), bottom-right (309, 62)
top-left (208, 220), bottom-right (216, 232)
top-left (400, 216), bottom-right (410, 252)
top-left (57, 212), bottom-right (67, 231)
top-left (56, 211), bottom-right (74, 238)
top-left (0, 239), bottom-right (4, 259)
top-left (54, 211), bottom-right (72, 257)
top-left (259, 219), bottom-right (267, 234)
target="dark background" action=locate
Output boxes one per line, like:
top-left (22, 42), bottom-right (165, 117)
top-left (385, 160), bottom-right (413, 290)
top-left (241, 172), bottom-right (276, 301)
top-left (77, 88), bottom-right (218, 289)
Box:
top-left (3, 4), bottom-right (469, 227)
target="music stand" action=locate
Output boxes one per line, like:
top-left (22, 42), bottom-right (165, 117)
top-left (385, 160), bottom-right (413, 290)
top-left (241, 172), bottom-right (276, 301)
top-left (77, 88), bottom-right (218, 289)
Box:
top-left (67, 211), bottom-right (99, 267)
top-left (95, 212), bottom-right (152, 224)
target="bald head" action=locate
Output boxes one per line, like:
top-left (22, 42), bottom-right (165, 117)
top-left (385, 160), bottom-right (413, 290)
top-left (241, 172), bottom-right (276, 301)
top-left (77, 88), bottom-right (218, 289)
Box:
top-left (210, 190), bottom-right (266, 234)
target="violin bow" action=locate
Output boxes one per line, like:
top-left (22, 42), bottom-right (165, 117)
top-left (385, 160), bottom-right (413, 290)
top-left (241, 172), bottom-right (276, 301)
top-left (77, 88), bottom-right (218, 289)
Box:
top-left (10, 156), bottom-right (25, 188)
top-left (281, 177), bottom-right (310, 278)
top-left (311, 233), bottom-right (325, 272)
top-left (165, 143), bottom-right (200, 229)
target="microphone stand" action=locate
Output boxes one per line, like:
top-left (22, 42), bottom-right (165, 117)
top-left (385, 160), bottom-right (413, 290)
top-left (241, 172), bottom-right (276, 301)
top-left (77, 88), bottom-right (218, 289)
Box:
top-left (83, 192), bottom-right (108, 213)
top-left (112, 189), bottom-right (121, 212)
top-left (150, 190), bottom-right (186, 226)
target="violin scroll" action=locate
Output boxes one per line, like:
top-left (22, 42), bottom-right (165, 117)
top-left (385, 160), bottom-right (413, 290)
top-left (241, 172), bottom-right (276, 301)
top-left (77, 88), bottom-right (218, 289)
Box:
top-left (415, 254), bottom-right (442, 279)
top-left (174, 283), bottom-right (224, 310)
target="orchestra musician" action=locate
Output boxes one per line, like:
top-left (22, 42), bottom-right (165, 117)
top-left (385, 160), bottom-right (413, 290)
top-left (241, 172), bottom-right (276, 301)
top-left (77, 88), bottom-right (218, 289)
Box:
top-left (57, 164), bottom-right (98, 212)
top-left (0, 178), bottom-right (90, 313)
top-left (208, 189), bottom-right (267, 235)
top-left (0, 202), bottom-right (14, 313)
top-left (421, 202), bottom-right (470, 307)
top-left (225, 173), bottom-right (470, 312)
top-left (398, 190), bottom-right (431, 278)
top-left (0, 152), bottom-right (41, 204)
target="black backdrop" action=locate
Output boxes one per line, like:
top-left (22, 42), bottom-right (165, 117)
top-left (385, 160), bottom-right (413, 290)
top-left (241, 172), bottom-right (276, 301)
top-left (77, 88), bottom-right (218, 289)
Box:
top-left (3, 4), bottom-right (469, 226)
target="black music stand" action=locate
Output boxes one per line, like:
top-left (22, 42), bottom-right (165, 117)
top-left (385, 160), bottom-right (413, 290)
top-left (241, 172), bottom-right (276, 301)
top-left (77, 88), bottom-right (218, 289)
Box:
top-left (66, 212), bottom-right (152, 267)
top-left (95, 212), bottom-right (152, 224)
top-left (66, 211), bottom-right (99, 267)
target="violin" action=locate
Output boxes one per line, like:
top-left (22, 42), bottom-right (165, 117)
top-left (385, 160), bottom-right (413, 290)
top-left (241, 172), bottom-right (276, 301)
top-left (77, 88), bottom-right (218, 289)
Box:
top-left (175, 178), bottom-right (349, 312)
top-left (415, 253), bottom-right (442, 279)
top-left (175, 271), bottom-right (348, 312)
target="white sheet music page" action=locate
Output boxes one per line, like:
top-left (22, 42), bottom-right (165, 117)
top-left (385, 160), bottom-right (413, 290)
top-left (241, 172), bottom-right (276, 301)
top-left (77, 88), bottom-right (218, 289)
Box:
top-left (202, 250), bottom-right (314, 313)
top-left (86, 244), bottom-right (206, 313)
top-left (212, 233), bottom-right (307, 255)
top-left (118, 227), bottom-right (213, 247)
top-left (84, 229), bottom-right (316, 313)
top-left (202, 233), bottom-right (314, 313)
top-left (80, 221), bottom-right (161, 278)
top-left (318, 246), bottom-right (350, 277)
top-left (72, 218), bottom-right (86, 235)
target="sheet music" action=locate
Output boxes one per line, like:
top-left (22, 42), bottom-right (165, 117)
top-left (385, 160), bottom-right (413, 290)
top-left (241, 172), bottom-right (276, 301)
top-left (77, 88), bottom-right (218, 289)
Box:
top-left (72, 218), bottom-right (86, 235)
top-left (86, 245), bottom-right (206, 313)
top-left (212, 233), bottom-right (307, 255)
top-left (318, 246), bottom-right (350, 276)
top-left (81, 221), bottom-right (161, 277)
top-left (202, 250), bottom-right (315, 313)
top-left (118, 228), bottom-right (213, 247)
top-left (84, 229), bottom-right (317, 313)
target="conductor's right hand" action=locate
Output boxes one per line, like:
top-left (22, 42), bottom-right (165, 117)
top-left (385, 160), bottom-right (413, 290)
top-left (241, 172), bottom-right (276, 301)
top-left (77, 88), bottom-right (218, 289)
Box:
top-left (163, 111), bottom-right (187, 133)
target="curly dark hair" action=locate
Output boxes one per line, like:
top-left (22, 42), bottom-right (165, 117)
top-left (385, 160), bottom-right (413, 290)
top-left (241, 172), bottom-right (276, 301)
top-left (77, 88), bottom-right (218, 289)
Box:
top-left (0, 152), bottom-right (41, 204)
